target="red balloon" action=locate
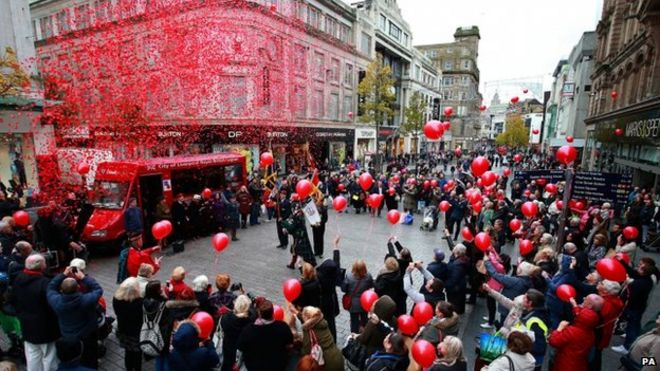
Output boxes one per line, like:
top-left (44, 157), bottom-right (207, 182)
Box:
top-left (481, 171), bottom-right (497, 187)
top-left (479, 104), bottom-right (487, 111)
top-left (423, 180), bottom-right (431, 189)
top-left (12, 211), bottom-right (29, 227)
top-left (503, 168), bottom-right (512, 177)
top-left (332, 196), bottom-right (348, 212)
top-left (523, 88), bottom-right (529, 94)
top-left (430, 180), bottom-right (438, 188)
top-left (386, 210), bottom-right (401, 225)
top-left (191, 312), bottom-right (214, 339)
top-left (461, 227), bottom-right (474, 241)
top-left (423, 121), bottom-right (442, 140)
top-left (623, 226), bottom-right (639, 240)
top-left (388, 187), bottom-right (396, 196)
top-left (392, 175), bottom-right (400, 183)
top-left (511, 96), bottom-right (520, 104)
top-left (260, 152), bottom-right (274, 167)
top-left (443, 106), bottom-right (454, 116)
top-left (556, 200), bottom-right (564, 209)
top-left (519, 239), bottom-right (533, 256)
top-left (615, 252), bottom-right (631, 265)
top-left (412, 302), bottom-right (434, 326)
top-left (441, 121), bottom-right (451, 131)
top-left (611, 90), bottom-right (618, 99)
top-left (338, 184), bottom-right (346, 192)
top-left (471, 156), bottom-right (491, 177)
top-left (535, 178), bottom-right (547, 187)
top-left (202, 188), bottom-right (212, 200)
top-left (556, 284), bottom-right (577, 302)
top-left (466, 189), bottom-right (482, 205)
top-left (523, 189), bottom-right (531, 198)
top-left (439, 200), bottom-right (451, 212)
top-left (454, 147), bottom-right (462, 158)
top-left (397, 314), bottom-right (419, 336)
top-left (497, 146), bottom-right (508, 156)
top-left (283, 279), bottom-right (302, 302)
top-left (545, 184), bottom-right (557, 194)
top-left (76, 162), bottom-right (90, 175)
top-left (367, 194), bottom-right (381, 209)
top-left (474, 232), bottom-right (491, 252)
top-left (614, 128), bottom-right (624, 136)
top-left (296, 180), bottom-right (313, 199)
top-left (412, 340), bottom-right (437, 368)
top-left (291, 193), bottom-right (300, 202)
top-left (556, 145), bottom-right (578, 165)
top-left (521, 201), bottom-right (538, 218)
top-left (446, 180), bottom-right (456, 190)
top-left (152, 220), bottom-right (172, 240)
top-left (360, 290), bottom-right (379, 312)
top-left (575, 201), bottom-right (585, 210)
top-left (348, 111), bottom-right (354, 119)
top-left (532, 129), bottom-right (540, 135)
top-left (212, 233), bottom-right (230, 253)
top-left (472, 201), bottom-right (483, 214)
top-left (513, 153), bottom-right (523, 163)
top-left (566, 136), bottom-right (574, 143)
top-left (273, 304), bottom-right (285, 321)
top-left (359, 173), bottom-right (374, 191)
top-left (596, 258), bottom-right (627, 282)
top-left (509, 218), bottom-right (522, 232)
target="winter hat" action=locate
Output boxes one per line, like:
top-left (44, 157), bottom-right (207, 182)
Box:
top-left (434, 248), bottom-right (445, 262)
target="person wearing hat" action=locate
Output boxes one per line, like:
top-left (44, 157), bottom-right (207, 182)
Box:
top-left (168, 320), bottom-right (219, 371)
top-left (126, 233), bottom-right (161, 278)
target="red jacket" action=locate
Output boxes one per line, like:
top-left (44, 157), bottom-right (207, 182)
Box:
top-left (548, 306), bottom-right (600, 371)
top-left (126, 247), bottom-right (160, 277)
top-left (597, 294), bottom-right (624, 350)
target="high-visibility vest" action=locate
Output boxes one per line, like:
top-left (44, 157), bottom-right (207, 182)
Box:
top-left (515, 316), bottom-right (549, 338)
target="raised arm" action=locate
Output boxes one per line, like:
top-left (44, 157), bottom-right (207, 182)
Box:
top-left (403, 270), bottom-right (426, 304)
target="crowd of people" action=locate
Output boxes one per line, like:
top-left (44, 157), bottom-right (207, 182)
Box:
top-left (0, 148), bottom-right (657, 371)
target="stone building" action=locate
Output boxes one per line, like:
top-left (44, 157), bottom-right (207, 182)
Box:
top-left (29, 0), bottom-right (370, 174)
top-left (416, 26), bottom-right (483, 150)
top-left (585, 0), bottom-right (660, 188)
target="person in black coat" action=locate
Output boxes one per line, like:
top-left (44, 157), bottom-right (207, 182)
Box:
top-left (171, 194), bottom-right (188, 241)
top-left (9, 254), bottom-right (60, 371)
top-left (443, 241), bottom-right (470, 315)
top-left (112, 277), bottom-right (144, 371)
top-left (316, 237), bottom-right (342, 341)
top-left (426, 248), bottom-right (449, 282)
top-left (617, 257), bottom-right (659, 351)
top-left (143, 281), bottom-right (170, 370)
top-left (293, 263), bottom-right (321, 309)
top-left (311, 197), bottom-right (328, 257)
top-left (275, 190), bottom-right (291, 249)
top-left (386, 237), bottom-right (413, 279)
top-left (220, 295), bottom-right (254, 371)
top-left (374, 256), bottom-right (406, 316)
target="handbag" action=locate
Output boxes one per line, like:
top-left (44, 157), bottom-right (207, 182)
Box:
top-left (478, 332), bottom-right (507, 362)
top-left (309, 329), bottom-right (325, 366)
top-left (342, 279), bottom-right (362, 311)
top-left (342, 336), bottom-right (369, 370)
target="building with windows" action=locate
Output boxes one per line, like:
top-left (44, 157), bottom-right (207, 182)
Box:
top-left (484, 92), bottom-right (508, 140)
top-left (351, 0), bottom-right (441, 158)
top-left (584, 0), bottom-right (660, 188)
top-left (29, 0), bottom-right (370, 173)
top-left (416, 26), bottom-right (483, 150)
top-left (544, 32), bottom-right (595, 151)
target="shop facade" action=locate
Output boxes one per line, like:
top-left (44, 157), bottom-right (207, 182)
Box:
top-left (584, 97), bottom-right (660, 190)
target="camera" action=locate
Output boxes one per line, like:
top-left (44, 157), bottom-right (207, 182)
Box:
top-left (230, 282), bottom-right (243, 292)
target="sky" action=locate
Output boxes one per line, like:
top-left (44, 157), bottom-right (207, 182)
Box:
top-left (348, 0), bottom-right (604, 102)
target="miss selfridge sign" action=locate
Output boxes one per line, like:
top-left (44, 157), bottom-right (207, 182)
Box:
top-left (626, 118), bottom-right (660, 138)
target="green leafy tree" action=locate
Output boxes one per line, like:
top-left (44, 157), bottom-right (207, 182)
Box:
top-left (401, 91), bottom-right (426, 137)
top-left (495, 116), bottom-right (529, 147)
top-left (357, 57), bottom-right (396, 126)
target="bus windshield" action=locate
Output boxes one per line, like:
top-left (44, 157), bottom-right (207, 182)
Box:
top-left (92, 180), bottom-right (130, 209)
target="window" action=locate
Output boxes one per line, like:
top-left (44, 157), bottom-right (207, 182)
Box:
top-left (443, 90), bottom-right (452, 100)
top-left (388, 22), bottom-right (401, 41)
top-left (585, 85), bottom-right (592, 92)
top-left (308, 6), bottom-right (320, 29)
top-left (444, 60), bottom-right (453, 70)
top-left (462, 76), bottom-right (469, 86)
top-left (314, 52), bottom-right (324, 79)
top-left (95, 0), bottom-right (110, 22)
top-left (295, 86), bottom-right (307, 118)
top-left (344, 63), bottom-right (354, 85)
top-left (461, 48), bottom-right (470, 56)
top-left (343, 95), bottom-right (352, 120)
top-left (229, 76), bottom-right (247, 116)
top-left (360, 32), bottom-right (371, 55)
top-left (462, 60), bottom-right (470, 70)
top-left (325, 16), bottom-right (338, 38)
top-left (295, 45), bottom-right (307, 75)
top-left (56, 9), bottom-right (71, 34)
top-left (313, 90), bottom-right (324, 118)
top-left (330, 58), bottom-right (340, 83)
top-left (262, 67), bottom-right (271, 106)
top-left (459, 92), bottom-right (466, 101)
top-left (39, 16), bottom-right (53, 39)
top-left (443, 76), bottom-right (453, 86)
top-left (414, 65), bottom-right (421, 80)
top-left (339, 24), bottom-right (351, 44)
top-left (295, 1), bottom-right (307, 22)
top-left (446, 48), bottom-right (453, 54)
top-left (379, 14), bottom-right (387, 30)
top-left (402, 33), bottom-right (409, 46)
top-left (329, 93), bottom-right (339, 120)
top-left (75, 4), bottom-right (91, 29)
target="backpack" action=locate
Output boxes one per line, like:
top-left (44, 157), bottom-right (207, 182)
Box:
top-left (116, 246), bottom-right (129, 284)
top-left (140, 303), bottom-right (165, 356)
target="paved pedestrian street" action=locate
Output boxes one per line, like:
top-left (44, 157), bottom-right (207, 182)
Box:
top-left (82, 208), bottom-right (658, 371)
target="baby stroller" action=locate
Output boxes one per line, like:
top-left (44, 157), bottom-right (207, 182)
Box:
top-left (420, 206), bottom-right (436, 231)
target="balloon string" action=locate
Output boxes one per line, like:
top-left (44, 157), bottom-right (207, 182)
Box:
top-left (214, 254), bottom-right (219, 266)
top-left (334, 213), bottom-right (341, 236)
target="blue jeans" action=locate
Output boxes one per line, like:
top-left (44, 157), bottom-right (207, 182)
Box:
top-left (250, 203), bottom-right (260, 225)
top-left (623, 309), bottom-right (643, 349)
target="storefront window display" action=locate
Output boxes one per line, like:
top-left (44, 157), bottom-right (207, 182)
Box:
top-left (329, 142), bottom-right (345, 168)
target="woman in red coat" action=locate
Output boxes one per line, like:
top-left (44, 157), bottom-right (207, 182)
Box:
top-left (126, 234), bottom-right (161, 277)
top-left (548, 295), bottom-right (602, 371)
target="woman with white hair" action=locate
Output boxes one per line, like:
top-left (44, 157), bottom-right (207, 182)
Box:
top-left (445, 243), bottom-right (470, 314)
top-left (192, 275), bottom-right (216, 316)
top-left (429, 336), bottom-right (467, 371)
top-left (112, 277), bottom-right (143, 371)
top-left (220, 295), bottom-right (253, 371)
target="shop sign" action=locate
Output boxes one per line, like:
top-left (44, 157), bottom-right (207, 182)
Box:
top-left (315, 131), bottom-right (348, 138)
top-left (267, 131), bottom-right (288, 138)
top-left (561, 82), bottom-right (575, 97)
top-left (355, 128), bottom-right (376, 139)
top-left (626, 118), bottom-right (660, 139)
top-left (157, 130), bottom-right (183, 138)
